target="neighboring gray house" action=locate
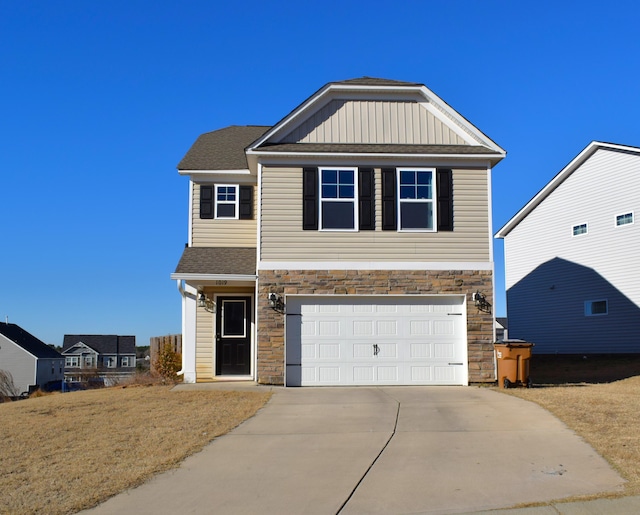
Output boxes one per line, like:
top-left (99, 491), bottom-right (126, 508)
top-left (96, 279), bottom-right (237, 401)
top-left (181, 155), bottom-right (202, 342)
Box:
top-left (0, 322), bottom-right (64, 395)
top-left (62, 335), bottom-right (136, 385)
top-left (496, 141), bottom-right (640, 354)
top-left (171, 77), bottom-right (506, 386)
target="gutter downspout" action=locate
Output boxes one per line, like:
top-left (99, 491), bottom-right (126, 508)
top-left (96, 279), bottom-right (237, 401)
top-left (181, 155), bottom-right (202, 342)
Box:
top-left (176, 279), bottom-right (186, 376)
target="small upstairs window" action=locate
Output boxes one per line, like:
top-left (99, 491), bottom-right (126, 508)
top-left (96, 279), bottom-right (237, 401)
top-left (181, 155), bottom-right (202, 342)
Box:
top-left (398, 169), bottom-right (435, 231)
top-left (616, 212), bottom-right (633, 227)
top-left (572, 223), bottom-right (588, 236)
top-left (585, 299), bottom-right (608, 316)
top-left (215, 185), bottom-right (239, 219)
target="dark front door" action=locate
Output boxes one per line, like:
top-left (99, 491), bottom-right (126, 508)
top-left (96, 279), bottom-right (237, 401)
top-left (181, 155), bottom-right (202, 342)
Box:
top-left (216, 296), bottom-right (252, 375)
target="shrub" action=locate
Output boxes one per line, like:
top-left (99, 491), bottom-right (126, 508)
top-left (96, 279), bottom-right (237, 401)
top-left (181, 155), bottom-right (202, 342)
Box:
top-left (153, 344), bottom-right (182, 382)
top-left (0, 370), bottom-right (21, 401)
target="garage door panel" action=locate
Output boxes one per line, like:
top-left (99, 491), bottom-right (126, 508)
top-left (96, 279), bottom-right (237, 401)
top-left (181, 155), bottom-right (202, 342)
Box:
top-left (286, 296), bottom-right (467, 386)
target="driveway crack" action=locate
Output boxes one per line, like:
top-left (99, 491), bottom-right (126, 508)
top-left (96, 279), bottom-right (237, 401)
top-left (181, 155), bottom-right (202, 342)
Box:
top-left (336, 396), bottom-right (400, 514)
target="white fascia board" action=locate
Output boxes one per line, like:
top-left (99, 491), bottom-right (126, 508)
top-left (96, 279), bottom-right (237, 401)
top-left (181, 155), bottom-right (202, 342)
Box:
top-left (495, 141), bottom-right (640, 238)
top-left (247, 151), bottom-right (500, 169)
top-left (258, 261), bottom-right (493, 271)
top-left (170, 273), bottom-right (258, 281)
top-left (178, 169), bottom-right (252, 177)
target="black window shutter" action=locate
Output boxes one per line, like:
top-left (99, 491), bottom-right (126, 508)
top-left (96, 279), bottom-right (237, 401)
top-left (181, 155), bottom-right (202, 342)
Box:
top-left (381, 168), bottom-right (397, 230)
top-left (302, 167), bottom-right (318, 230)
top-left (358, 168), bottom-right (375, 230)
top-left (239, 185), bottom-right (253, 219)
top-left (200, 185), bottom-right (214, 219)
top-left (437, 168), bottom-right (453, 231)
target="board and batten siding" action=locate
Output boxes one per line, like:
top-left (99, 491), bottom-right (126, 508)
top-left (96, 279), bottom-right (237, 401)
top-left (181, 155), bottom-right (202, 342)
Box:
top-left (280, 99), bottom-right (467, 145)
top-left (260, 166), bottom-right (490, 262)
top-left (503, 148), bottom-right (640, 353)
top-left (191, 181), bottom-right (257, 248)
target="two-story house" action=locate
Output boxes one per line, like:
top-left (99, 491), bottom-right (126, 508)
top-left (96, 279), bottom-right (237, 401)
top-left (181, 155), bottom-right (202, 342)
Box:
top-left (496, 141), bottom-right (640, 354)
top-left (0, 322), bottom-right (64, 395)
top-left (172, 78), bottom-right (506, 386)
top-left (62, 334), bottom-right (136, 386)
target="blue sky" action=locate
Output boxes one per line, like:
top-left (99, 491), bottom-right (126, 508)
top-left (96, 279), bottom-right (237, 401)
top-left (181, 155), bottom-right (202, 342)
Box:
top-left (2, 1), bottom-right (640, 346)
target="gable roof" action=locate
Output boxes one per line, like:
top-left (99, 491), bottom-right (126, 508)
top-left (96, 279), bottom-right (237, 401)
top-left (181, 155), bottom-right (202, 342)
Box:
top-left (248, 77), bottom-right (506, 161)
top-left (62, 335), bottom-right (136, 354)
top-left (0, 322), bottom-right (62, 359)
top-left (496, 141), bottom-right (640, 238)
top-left (177, 125), bottom-right (270, 171)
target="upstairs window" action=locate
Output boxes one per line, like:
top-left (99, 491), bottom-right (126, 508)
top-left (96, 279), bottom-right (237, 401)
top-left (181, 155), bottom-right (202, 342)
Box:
top-left (121, 356), bottom-right (132, 367)
top-left (572, 223), bottom-right (588, 236)
top-left (65, 356), bottom-right (79, 368)
top-left (585, 299), bottom-right (608, 316)
top-left (398, 169), bottom-right (435, 231)
top-left (215, 185), bottom-right (238, 219)
top-left (616, 212), bottom-right (634, 227)
top-left (319, 168), bottom-right (357, 230)
top-left (105, 356), bottom-right (116, 368)
top-left (200, 185), bottom-right (253, 220)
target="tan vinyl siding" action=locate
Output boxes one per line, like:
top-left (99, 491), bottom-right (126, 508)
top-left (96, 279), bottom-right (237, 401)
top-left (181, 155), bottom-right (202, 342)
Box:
top-left (260, 166), bottom-right (490, 262)
top-left (195, 308), bottom-right (214, 380)
top-left (192, 181), bottom-right (257, 247)
top-left (280, 100), bottom-right (467, 145)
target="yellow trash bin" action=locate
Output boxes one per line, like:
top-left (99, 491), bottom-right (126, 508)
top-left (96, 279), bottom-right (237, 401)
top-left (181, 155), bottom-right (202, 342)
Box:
top-left (494, 341), bottom-right (534, 389)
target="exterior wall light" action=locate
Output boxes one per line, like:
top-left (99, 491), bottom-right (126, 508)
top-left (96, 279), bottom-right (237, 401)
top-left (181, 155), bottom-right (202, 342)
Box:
top-left (472, 291), bottom-right (492, 313)
top-left (198, 292), bottom-right (216, 313)
top-left (268, 292), bottom-right (285, 312)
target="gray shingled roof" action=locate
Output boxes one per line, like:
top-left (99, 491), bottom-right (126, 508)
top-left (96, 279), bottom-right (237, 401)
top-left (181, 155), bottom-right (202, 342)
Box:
top-left (332, 77), bottom-right (422, 87)
top-left (62, 335), bottom-right (136, 354)
top-left (255, 143), bottom-right (499, 155)
top-left (0, 323), bottom-right (62, 359)
top-left (177, 126), bottom-right (270, 170)
top-left (174, 247), bottom-right (257, 276)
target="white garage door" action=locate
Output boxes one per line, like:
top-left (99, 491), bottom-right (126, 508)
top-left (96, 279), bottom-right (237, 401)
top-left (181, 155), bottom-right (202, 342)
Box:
top-left (285, 295), bottom-right (468, 386)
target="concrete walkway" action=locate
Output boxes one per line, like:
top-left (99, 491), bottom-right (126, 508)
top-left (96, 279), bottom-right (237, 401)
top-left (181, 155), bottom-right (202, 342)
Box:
top-left (82, 385), bottom-right (627, 515)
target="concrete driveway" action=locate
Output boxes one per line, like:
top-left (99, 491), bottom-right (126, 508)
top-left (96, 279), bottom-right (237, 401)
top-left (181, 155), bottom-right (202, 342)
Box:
top-left (82, 386), bottom-right (624, 515)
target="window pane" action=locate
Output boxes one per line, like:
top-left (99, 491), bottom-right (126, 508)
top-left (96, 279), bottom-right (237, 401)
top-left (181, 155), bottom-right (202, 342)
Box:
top-left (400, 202), bottom-right (433, 229)
top-left (417, 171), bottom-right (431, 185)
top-left (591, 301), bottom-right (608, 314)
top-left (573, 224), bottom-right (587, 236)
top-left (400, 171), bottom-right (415, 185)
top-left (223, 301), bottom-right (245, 336)
top-left (616, 213), bottom-right (633, 226)
top-left (217, 204), bottom-right (236, 218)
top-left (417, 185), bottom-right (431, 199)
top-left (339, 170), bottom-right (354, 184)
top-left (400, 185), bottom-right (414, 199)
top-left (322, 201), bottom-right (355, 229)
top-left (322, 185), bottom-right (337, 198)
top-left (339, 185), bottom-right (354, 198)
top-left (322, 169), bottom-right (337, 184)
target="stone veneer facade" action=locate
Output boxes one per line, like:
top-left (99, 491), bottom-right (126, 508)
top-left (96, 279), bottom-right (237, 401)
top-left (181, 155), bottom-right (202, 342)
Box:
top-left (257, 269), bottom-right (495, 385)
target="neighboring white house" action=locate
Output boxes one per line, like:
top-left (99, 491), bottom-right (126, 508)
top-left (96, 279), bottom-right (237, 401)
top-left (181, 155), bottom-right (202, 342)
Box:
top-left (496, 141), bottom-right (640, 354)
top-left (0, 322), bottom-right (64, 395)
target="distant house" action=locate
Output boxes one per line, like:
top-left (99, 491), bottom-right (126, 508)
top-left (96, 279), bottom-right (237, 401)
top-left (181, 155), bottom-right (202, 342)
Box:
top-left (62, 335), bottom-right (136, 386)
top-left (496, 141), bottom-right (640, 354)
top-left (495, 317), bottom-right (508, 341)
top-left (0, 322), bottom-right (64, 395)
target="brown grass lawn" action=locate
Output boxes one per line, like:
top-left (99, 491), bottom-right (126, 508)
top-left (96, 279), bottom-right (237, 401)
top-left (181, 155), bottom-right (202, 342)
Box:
top-left (0, 385), bottom-right (271, 515)
top-left (504, 355), bottom-right (640, 499)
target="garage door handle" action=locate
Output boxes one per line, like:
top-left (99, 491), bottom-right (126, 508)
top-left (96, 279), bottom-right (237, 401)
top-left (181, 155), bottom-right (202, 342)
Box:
top-left (449, 362), bottom-right (463, 366)
top-left (373, 344), bottom-right (380, 356)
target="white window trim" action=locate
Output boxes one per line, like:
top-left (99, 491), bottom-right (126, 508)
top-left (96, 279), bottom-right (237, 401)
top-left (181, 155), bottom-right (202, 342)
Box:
top-left (121, 356), bottom-right (131, 367)
top-left (615, 211), bottom-right (634, 227)
top-left (397, 167), bottom-right (437, 232)
top-left (66, 356), bottom-right (79, 367)
top-left (319, 167), bottom-right (358, 232)
top-left (105, 356), bottom-right (117, 368)
top-left (572, 223), bottom-right (588, 237)
top-left (214, 184), bottom-right (239, 220)
top-left (585, 299), bottom-right (608, 316)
